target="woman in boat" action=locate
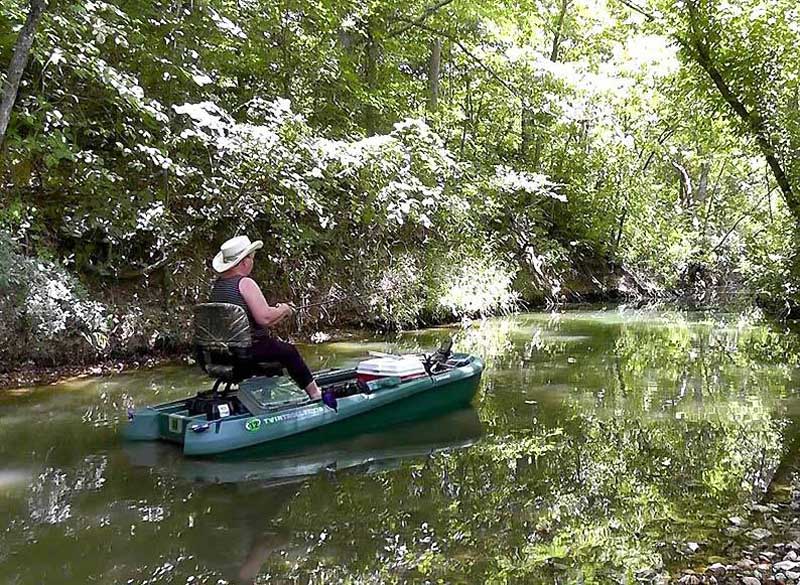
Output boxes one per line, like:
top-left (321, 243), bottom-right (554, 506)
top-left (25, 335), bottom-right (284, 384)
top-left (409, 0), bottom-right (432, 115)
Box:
top-left (209, 235), bottom-right (322, 401)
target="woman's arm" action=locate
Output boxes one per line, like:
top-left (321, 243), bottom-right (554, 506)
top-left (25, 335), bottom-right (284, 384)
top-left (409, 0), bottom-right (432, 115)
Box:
top-left (239, 277), bottom-right (292, 327)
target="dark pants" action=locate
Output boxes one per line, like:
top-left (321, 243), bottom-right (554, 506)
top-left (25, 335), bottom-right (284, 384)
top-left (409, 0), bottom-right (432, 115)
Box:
top-left (252, 337), bottom-right (314, 389)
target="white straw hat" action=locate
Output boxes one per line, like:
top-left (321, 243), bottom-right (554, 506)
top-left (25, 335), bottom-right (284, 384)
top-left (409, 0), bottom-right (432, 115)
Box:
top-left (212, 235), bottom-right (263, 273)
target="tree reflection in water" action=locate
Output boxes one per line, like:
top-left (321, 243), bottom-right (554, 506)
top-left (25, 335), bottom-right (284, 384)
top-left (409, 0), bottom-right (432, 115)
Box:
top-left (1, 308), bottom-right (799, 584)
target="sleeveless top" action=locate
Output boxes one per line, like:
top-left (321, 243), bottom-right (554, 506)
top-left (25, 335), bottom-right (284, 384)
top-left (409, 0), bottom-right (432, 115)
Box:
top-left (210, 275), bottom-right (268, 340)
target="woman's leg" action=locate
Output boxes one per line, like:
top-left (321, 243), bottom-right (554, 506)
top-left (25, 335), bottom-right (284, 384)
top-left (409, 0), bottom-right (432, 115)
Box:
top-left (252, 338), bottom-right (319, 399)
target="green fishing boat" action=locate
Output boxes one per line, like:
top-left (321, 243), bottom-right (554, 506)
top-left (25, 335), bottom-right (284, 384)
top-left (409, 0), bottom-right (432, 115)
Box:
top-left (123, 303), bottom-right (484, 456)
top-left (124, 407), bottom-right (483, 484)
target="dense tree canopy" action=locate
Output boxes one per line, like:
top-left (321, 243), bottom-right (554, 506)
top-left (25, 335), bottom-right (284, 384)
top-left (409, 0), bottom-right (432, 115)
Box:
top-left (0, 0), bottom-right (797, 364)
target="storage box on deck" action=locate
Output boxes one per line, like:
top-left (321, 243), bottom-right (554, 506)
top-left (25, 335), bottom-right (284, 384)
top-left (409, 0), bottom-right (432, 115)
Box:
top-left (356, 356), bottom-right (426, 383)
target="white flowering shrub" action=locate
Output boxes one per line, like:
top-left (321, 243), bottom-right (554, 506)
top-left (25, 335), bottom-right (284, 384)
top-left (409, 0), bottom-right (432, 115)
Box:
top-left (170, 101), bottom-right (458, 254)
top-left (492, 166), bottom-right (564, 202)
top-left (168, 100), bottom-right (467, 302)
top-left (0, 234), bottom-right (113, 365)
top-left (427, 250), bottom-right (520, 320)
top-left (24, 270), bottom-right (109, 346)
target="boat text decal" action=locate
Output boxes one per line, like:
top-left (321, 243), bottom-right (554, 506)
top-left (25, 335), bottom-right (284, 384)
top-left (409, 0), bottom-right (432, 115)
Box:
top-left (261, 409), bottom-right (317, 426)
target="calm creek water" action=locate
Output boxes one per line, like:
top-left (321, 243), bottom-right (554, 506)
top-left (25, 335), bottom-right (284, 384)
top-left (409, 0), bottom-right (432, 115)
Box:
top-left (2, 307), bottom-right (800, 584)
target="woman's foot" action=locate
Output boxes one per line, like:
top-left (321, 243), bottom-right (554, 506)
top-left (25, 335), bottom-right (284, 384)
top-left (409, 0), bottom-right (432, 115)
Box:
top-left (305, 381), bottom-right (321, 400)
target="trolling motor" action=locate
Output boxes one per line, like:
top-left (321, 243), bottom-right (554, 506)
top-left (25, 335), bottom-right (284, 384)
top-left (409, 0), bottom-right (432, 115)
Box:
top-left (435, 338), bottom-right (453, 362)
top-left (422, 337), bottom-right (454, 375)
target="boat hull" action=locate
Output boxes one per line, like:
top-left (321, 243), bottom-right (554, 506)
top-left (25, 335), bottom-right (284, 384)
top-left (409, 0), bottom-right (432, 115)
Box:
top-left (124, 355), bottom-right (484, 456)
top-left (124, 406), bottom-right (483, 484)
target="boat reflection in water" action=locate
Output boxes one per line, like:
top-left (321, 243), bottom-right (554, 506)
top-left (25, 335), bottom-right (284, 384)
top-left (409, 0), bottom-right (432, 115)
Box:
top-left (125, 405), bottom-right (483, 485)
top-left (124, 405), bottom-right (483, 583)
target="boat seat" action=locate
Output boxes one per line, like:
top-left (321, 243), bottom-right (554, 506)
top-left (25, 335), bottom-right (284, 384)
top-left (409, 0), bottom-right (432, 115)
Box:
top-left (193, 303), bottom-right (285, 384)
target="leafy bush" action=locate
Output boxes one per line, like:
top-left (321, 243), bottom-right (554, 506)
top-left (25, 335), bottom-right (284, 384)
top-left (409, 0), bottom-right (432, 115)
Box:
top-left (0, 232), bottom-right (111, 366)
top-left (365, 253), bottom-right (427, 329)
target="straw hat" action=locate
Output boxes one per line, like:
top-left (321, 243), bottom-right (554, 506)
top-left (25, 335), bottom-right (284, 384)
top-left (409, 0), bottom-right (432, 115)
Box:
top-left (212, 235), bottom-right (263, 273)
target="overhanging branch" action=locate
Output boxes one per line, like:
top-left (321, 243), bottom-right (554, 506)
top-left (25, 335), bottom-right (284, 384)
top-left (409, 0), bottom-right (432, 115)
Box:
top-left (612, 0), bottom-right (800, 224)
top-left (388, 0), bottom-right (456, 38)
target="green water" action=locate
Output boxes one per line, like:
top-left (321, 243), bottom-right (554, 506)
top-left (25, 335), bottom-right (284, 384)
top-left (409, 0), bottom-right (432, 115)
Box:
top-left (2, 308), bottom-right (800, 584)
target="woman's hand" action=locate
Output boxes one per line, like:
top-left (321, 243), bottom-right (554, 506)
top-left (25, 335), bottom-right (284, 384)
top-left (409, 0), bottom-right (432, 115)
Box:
top-left (277, 303), bottom-right (295, 319)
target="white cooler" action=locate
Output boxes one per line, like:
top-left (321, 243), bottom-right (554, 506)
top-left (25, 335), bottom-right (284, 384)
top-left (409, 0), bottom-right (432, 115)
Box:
top-left (356, 356), bottom-right (426, 382)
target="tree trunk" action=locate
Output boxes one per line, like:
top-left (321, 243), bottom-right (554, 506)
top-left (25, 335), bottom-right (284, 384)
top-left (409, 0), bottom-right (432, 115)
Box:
top-left (696, 161), bottom-right (709, 204)
top-left (0, 0), bottom-right (47, 147)
top-left (519, 106), bottom-right (534, 161)
top-left (363, 26), bottom-right (380, 135)
top-left (697, 46), bottom-right (800, 221)
top-left (427, 38), bottom-right (442, 113)
top-left (550, 0), bottom-right (569, 63)
top-left (613, 207), bottom-right (628, 254)
top-left (525, 0), bottom-right (569, 168)
top-left (531, 113), bottom-right (544, 170)
top-left (671, 160), bottom-right (693, 207)
top-left (280, 30), bottom-right (291, 99)
top-left (459, 73), bottom-right (471, 157)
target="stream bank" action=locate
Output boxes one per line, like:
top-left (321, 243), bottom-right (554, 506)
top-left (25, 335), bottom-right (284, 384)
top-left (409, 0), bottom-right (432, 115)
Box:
top-left (0, 257), bottom-right (653, 390)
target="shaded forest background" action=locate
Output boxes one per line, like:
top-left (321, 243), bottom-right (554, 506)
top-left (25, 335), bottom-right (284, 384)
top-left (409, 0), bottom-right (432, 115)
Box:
top-left (0, 0), bottom-right (798, 367)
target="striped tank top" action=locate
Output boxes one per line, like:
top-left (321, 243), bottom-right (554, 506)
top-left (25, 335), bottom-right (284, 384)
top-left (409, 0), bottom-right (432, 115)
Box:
top-left (210, 276), bottom-right (267, 339)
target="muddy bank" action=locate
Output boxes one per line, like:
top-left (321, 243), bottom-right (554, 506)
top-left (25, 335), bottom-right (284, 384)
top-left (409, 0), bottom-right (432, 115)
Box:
top-left (0, 353), bottom-right (182, 391)
top-left (0, 328), bottom-right (362, 391)
top-left (0, 262), bottom-right (644, 390)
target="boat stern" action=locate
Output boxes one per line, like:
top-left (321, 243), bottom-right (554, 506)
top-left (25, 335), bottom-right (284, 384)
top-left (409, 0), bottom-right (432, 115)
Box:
top-left (123, 403), bottom-right (193, 445)
top-left (123, 407), bottom-right (162, 441)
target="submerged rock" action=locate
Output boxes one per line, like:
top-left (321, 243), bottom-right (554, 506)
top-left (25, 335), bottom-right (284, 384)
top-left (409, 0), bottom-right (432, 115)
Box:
top-left (707, 562), bottom-right (726, 575)
top-left (774, 560), bottom-right (800, 572)
top-left (749, 528), bottom-right (773, 541)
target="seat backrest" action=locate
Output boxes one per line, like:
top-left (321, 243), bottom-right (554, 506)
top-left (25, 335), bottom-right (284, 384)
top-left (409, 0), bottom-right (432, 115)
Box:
top-left (193, 303), bottom-right (253, 380)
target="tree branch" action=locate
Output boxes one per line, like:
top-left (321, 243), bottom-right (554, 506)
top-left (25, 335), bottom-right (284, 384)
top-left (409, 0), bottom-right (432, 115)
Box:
top-left (702, 158), bottom-right (729, 239)
top-left (614, 0), bottom-right (656, 21)
top-left (389, 0), bottom-right (456, 38)
top-left (687, 39), bottom-right (798, 217)
top-left (671, 160), bottom-right (693, 206)
top-left (711, 187), bottom-right (777, 255)
top-left (84, 252), bottom-right (172, 280)
top-left (394, 18), bottom-right (521, 100)
top-left (613, 0), bottom-right (800, 224)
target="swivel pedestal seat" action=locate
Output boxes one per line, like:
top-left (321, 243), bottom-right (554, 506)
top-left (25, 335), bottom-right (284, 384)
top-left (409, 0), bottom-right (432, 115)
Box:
top-left (192, 303), bottom-right (284, 417)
